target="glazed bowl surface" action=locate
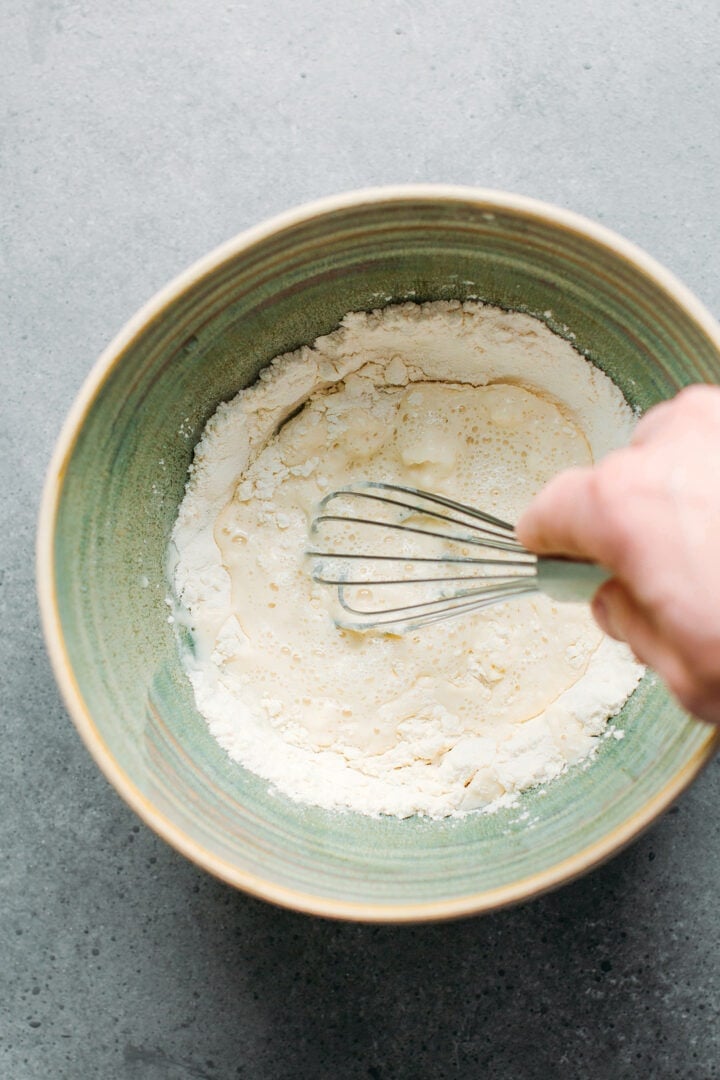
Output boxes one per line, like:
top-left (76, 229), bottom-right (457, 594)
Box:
top-left (38, 186), bottom-right (720, 921)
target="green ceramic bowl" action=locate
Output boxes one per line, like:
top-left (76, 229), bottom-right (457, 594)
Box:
top-left (38, 186), bottom-right (720, 921)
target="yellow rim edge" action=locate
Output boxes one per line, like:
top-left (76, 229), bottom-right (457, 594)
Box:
top-left (36, 184), bottom-right (720, 923)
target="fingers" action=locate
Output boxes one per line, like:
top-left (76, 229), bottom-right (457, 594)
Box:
top-left (592, 580), bottom-right (702, 715)
top-left (516, 387), bottom-right (720, 724)
top-left (516, 466), bottom-right (614, 564)
top-left (632, 385), bottom-right (720, 446)
top-left (630, 399), bottom-right (675, 446)
top-left (593, 581), bottom-right (669, 664)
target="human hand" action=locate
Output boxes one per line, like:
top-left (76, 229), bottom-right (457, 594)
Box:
top-left (516, 384), bottom-right (720, 724)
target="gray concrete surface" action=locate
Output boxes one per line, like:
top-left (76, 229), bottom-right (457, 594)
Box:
top-left (3, 1), bottom-right (720, 1076)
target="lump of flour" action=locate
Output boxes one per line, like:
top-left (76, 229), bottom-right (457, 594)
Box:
top-left (169, 301), bottom-right (644, 818)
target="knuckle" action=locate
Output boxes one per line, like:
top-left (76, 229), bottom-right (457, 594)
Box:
top-left (676, 383), bottom-right (710, 404)
top-left (674, 682), bottom-right (711, 721)
top-left (676, 383), bottom-right (720, 420)
top-left (667, 666), bottom-right (720, 722)
top-left (687, 643), bottom-right (720, 690)
top-left (665, 664), bottom-right (699, 712)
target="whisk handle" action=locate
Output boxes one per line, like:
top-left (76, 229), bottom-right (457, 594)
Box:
top-left (536, 558), bottom-right (612, 604)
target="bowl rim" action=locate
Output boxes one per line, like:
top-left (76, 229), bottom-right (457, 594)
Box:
top-left (36, 183), bottom-right (720, 922)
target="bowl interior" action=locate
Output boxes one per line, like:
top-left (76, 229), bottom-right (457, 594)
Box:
top-left (47, 193), bottom-right (719, 918)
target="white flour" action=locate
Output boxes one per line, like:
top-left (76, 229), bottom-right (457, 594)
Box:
top-left (170, 301), bottom-right (643, 818)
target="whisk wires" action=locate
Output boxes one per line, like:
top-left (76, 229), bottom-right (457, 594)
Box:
top-left (308, 482), bottom-right (540, 631)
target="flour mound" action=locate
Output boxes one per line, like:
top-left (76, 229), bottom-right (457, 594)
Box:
top-left (170, 301), bottom-right (643, 819)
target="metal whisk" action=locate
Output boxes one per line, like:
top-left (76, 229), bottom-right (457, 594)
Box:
top-left (307, 482), bottom-right (610, 632)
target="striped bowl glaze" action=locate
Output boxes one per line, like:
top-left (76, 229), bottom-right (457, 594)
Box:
top-left (38, 187), bottom-right (720, 921)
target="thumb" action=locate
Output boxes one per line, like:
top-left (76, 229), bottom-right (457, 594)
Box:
top-left (516, 466), bottom-right (610, 563)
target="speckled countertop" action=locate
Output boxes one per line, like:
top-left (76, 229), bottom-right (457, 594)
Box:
top-left (3, 2), bottom-right (720, 1076)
